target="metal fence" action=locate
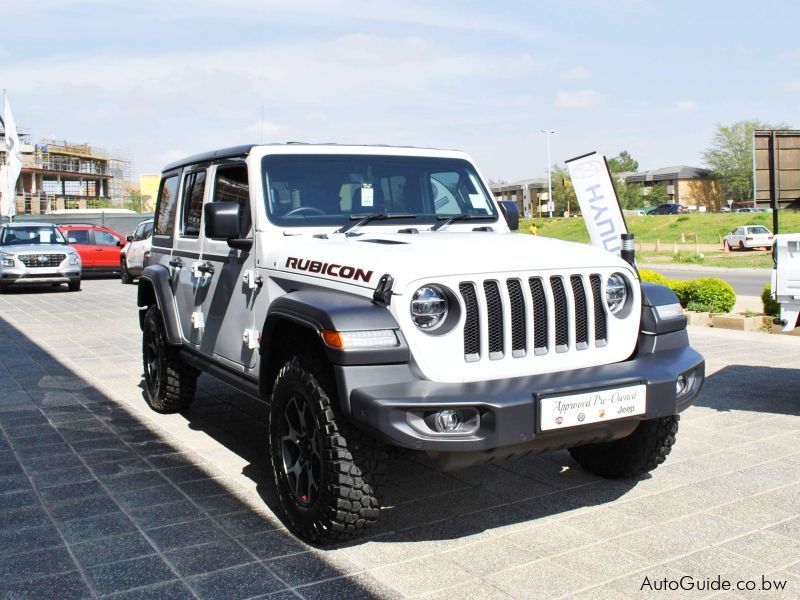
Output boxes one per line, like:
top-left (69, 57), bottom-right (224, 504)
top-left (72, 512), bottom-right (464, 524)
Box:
top-left (8, 213), bottom-right (154, 237)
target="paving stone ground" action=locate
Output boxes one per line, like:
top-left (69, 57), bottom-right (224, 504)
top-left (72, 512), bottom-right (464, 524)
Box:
top-left (0, 278), bottom-right (798, 599)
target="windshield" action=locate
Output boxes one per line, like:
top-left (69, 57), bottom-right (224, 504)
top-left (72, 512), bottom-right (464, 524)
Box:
top-left (262, 155), bottom-right (498, 228)
top-left (0, 226), bottom-right (66, 246)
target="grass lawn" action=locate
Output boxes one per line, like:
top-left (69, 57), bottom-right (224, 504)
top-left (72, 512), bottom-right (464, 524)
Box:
top-left (519, 212), bottom-right (800, 245)
top-left (638, 249), bottom-right (774, 269)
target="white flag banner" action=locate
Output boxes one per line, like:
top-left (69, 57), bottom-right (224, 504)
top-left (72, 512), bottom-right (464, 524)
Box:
top-left (2, 93), bottom-right (22, 218)
top-left (566, 151), bottom-right (627, 256)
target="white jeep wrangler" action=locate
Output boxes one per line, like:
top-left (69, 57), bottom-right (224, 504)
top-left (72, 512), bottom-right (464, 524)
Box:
top-left (138, 144), bottom-right (704, 543)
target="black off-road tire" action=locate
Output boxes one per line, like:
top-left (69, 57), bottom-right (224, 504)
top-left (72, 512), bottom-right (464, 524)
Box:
top-left (68, 280), bottom-right (81, 292)
top-left (268, 355), bottom-right (386, 544)
top-left (121, 260), bottom-right (134, 284)
top-left (568, 415), bottom-right (680, 479)
top-left (142, 305), bottom-right (198, 413)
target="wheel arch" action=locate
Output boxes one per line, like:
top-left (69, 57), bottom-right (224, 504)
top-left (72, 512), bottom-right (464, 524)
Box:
top-left (138, 264), bottom-right (182, 345)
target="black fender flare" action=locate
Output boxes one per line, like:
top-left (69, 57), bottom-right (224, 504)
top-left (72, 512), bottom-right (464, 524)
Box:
top-left (138, 264), bottom-right (182, 345)
top-left (640, 282), bottom-right (686, 335)
top-left (262, 289), bottom-right (409, 366)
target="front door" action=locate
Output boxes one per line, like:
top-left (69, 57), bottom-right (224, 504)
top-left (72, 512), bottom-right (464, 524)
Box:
top-left (197, 161), bottom-right (259, 371)
top-left (91, 229), bottom-right (123, 268)
top-left (172, 167), bottom-right (208, 348)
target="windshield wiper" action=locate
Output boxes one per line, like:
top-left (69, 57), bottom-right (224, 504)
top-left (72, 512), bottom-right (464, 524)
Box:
top-left (336, 213), bottom-right (416, 235)
top-left (431, 213), bottom-right (494, 231)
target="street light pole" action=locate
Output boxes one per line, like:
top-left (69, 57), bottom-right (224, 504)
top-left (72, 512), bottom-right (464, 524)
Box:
top-left (541, 129), bottom-right (556, 218)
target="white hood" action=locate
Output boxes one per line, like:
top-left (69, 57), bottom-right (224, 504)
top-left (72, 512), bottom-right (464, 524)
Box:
top-left (267, 230), bottom-right (636, 293)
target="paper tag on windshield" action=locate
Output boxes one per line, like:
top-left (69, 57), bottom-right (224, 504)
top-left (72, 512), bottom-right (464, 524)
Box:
top-left (360, 184), bottom-right (374, 207)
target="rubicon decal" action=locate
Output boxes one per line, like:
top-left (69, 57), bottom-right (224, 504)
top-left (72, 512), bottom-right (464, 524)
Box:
top-left (285, 257), bottom-right (373, 283)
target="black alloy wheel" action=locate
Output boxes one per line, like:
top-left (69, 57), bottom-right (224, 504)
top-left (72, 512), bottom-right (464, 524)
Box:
top-left (280, 394), bottom-right (323, 507)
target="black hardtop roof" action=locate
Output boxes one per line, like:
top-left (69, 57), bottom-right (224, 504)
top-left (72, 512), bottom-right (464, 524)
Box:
top-left (161, 142), bottom-right (459, 173)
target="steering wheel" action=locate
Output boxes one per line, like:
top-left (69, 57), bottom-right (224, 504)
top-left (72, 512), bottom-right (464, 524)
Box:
top-left (284, 206), bottom-right (326, 217)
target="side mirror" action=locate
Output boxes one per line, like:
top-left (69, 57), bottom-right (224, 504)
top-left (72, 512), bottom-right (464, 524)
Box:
top-left (498, 200), bottom-right (519, 231)
top-left (204, 202), bottom-right (241, 240)
top-left (126, 235), bottom-right (134, 243)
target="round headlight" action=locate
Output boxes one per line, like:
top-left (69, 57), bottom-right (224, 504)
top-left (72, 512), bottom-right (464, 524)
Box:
top-left (411, 286), bottom-right (448, 330)
top-left (605, 274), bottom-right (628, 315)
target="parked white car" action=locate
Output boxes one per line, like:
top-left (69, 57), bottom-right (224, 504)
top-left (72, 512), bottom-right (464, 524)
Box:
top-left (725, 225), bottom-right (774, 250)
top-left (120, 219), bottom-right (153, 284)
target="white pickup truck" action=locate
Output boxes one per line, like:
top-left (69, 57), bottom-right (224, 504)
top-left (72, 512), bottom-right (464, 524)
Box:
top-left (772, 233), bottom-right (800, 330)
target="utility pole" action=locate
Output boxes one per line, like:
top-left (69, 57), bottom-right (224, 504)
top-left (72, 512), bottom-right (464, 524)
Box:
top-left (541, 129), bottom-right (556, 218)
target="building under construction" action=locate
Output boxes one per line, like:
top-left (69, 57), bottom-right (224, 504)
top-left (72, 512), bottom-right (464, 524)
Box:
top-left (0, 125), bottom-right (132, 214)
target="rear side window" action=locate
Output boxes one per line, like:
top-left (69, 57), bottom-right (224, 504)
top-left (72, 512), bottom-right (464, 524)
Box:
top-left (181, 170), bottom-right (207, 238)
top-left (94, 230), bottom-right (119, 247)
top-left (155, 175), bottom-right (180, 236)
top-left (142, 222), bottom-right (154, 238)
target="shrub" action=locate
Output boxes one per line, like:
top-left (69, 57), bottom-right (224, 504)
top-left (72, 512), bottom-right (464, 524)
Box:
top-left (639, 269), bottom-right (668, 285)
top-left (679, 277), bottom-right (736, 313)
top-left (666, 279), bottom-right (690, 305)
top-left (762, 284), bottom-right (780, 317)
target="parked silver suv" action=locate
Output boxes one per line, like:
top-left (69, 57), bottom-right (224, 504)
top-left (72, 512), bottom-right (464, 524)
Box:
top-left (0, 223), bottom-right (82, 292)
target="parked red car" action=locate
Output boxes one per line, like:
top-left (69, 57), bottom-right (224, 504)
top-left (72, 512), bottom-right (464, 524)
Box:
top-left (59, 224), bottom-right (126, 274)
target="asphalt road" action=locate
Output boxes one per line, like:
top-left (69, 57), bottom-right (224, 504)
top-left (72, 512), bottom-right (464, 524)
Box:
top-left (644, 265), bottom-right (770, 296)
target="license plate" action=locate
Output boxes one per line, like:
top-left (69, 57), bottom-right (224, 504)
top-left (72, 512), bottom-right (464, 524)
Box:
top-left (539, 384), bottom-right (646, 431)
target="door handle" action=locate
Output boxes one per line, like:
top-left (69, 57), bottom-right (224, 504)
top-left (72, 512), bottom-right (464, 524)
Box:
top-left (196, 261), bottom-right (215, 275)
top-left (169, 258), bottom-right (183, 268)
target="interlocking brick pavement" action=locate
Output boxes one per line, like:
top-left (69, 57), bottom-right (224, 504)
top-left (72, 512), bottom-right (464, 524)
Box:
top-left (0, 279), bottom-right (798, 598)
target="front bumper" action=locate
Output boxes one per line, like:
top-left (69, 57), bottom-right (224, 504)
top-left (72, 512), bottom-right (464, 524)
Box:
top-left (345, 340), bottom-right (704, 455)
top-left (0, 266), bottom-right (81, 286)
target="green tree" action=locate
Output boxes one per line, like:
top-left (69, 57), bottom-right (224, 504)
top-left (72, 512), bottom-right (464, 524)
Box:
top-left (644, 182), bottom-right (670, 206)
top-left (615, 181), bottom-right (644, 209)
top-left (125, 189), bottom-right (149, 212)
top-left (703, 120), bottom-right (791, 202)
top-left (607, 150), bottom-right (639, 174)
top-left (550, 165), bottom-right (576, 216)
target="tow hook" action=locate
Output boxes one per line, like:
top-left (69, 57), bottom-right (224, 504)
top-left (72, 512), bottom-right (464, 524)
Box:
top-left (373, 274), bottom-right (394, 305)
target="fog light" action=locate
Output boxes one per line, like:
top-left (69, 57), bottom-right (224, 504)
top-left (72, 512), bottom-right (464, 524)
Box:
top-left (434, 409), bottom-right (463, 433)
top-left (676, 374), bottom-right (688, 396)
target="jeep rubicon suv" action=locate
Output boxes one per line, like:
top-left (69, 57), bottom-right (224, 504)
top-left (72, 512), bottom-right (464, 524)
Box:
top-left (138, 144), bottom-right (704, 543)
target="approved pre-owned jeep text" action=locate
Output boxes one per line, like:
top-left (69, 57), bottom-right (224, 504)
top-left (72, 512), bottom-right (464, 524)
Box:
top-left (138, 144), bottom-right (704, 543)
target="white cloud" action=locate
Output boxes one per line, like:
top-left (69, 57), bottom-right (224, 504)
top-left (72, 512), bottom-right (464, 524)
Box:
top-left (669, 100), bottom-right (696, 112)
top-left (555, 89), bottom-right (606, 109)
top-left (786, 80), bottom-right (800, 91)
top-left (562, 65), bottom-right (590, 80)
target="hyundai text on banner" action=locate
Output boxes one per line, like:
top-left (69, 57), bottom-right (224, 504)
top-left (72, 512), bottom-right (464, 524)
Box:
top-left (566, 152), bottom-right (627, 256)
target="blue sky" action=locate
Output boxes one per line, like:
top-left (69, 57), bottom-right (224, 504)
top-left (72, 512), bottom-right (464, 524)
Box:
top-left (1, 0), bottom-right (798, 180)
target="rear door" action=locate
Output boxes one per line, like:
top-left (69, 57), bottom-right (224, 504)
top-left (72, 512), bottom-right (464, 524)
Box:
top-left (173, 167), bottom-right (209, 348)
top-left (126, 223), bottom-right (147, 270)
top-left (197, 160), bottom-right (259, 370)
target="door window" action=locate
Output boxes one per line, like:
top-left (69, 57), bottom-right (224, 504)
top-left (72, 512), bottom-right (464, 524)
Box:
top-left (67, 229), bottom-right (91, 244)
top-left (132, 223), bottom-right (146, 241)
top-left (213, 165), bottom-right (250, 236)
top-left (142, 222), bottom-right (154, 238)
top-left (93, 230), bottom-right (120, 246)
top-left (181, 171), bottom-right (207, 238)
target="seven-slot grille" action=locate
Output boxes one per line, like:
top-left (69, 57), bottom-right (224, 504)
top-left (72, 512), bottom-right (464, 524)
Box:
top-left (18, 254), bottom-right (66, 268)
top-left (458, 274), bottom-right (608, 362)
